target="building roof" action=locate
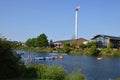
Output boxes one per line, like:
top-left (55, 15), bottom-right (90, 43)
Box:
top-left (54, 38), bottom-right (88, 43)
top-left (91, 34), bottom-right (120, 40)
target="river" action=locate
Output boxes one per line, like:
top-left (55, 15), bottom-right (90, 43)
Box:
top-left (16, 50), bottom-right (120, 80)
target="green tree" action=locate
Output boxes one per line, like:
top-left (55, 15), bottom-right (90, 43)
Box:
top-left (107, 42), bottom-right (114, 49)
top-left (49, 39), bottom-right (54, 47)
top-left (70, 38), bottom-right (77, 49)
top-left (25, 38), bottom-right (38, 47)
top-left (79, 43), bottom-right (86, 50)
top-left (86, 41), bottom-right (96, 48)
top-left (63, 42), bottom-right (70, 53)
top-left (31, 38), bottom-right (38, 47)
top-left (87, 45), bottom-right (100, 56)
top-left (9, 41), bottom-right (22, 48)
top-left (25, 33), bottom-right (49, 48)
top-left (25, 38), bottom-right (32, 47)
top-left (37, 33), bottom-right (49, 47)
top-left (0, 38), bottom-right (24, 79)
top-left (70, 43), bottom-right (76, 49)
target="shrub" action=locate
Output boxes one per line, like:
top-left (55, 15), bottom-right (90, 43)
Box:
top-left (42, 65), bottom-right (66, 80)
top-left (65, 70), bottom-right (85, 80)
top-left (22, 66), bottom-right (37, 78)
top-left (86, 45), bottom-right (100, 56)
top-left (113, 50), bottom-right (120, 56)
top-left (101, 49), bottom-right (114, 56)
top-left (21, 65), bottom-right (66, 80)
top-left (34, 64), bottom-right (47, 79)
top-left (116, 78), bottom-right (120, 80)
top-left (79, 43), bottom-right (86, 50)
top-left (0, 38), bottom-right (24, 79)
top-left (21, 64), bottom-right (47, 79)
top-left (101, 49), bottom-right (120, 56)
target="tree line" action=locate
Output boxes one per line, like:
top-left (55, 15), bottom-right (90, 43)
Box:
top-left (25, 33), bottom-right (49, 48)
top-left (8, 33), bottom-right (120, 56)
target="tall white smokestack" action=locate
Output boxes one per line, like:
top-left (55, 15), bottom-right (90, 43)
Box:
top-left (75, 5), bottom-right (80, 39)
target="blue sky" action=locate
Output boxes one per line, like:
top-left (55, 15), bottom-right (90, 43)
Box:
top-left (0, 0), bottom-right (120, 42)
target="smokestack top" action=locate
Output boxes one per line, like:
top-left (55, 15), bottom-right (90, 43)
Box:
top-left (76, 5), bottom-right (80, 10)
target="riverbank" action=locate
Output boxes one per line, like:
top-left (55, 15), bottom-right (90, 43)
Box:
top-left (15, 47), bottom-right (53, 52)
top-left (8, 64), bottom-right (85, 80)
top-left (15, 46), bottom-right (120, 57)
top-left (70, 48), bottom-right (120, 57)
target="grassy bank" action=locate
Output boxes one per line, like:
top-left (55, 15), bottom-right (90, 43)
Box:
top-left (70, 48), bottom-right (120, 57)
top-left (8, 64), bottom-right (85, 80)
top-left (15, 46), bottom-right (53, 53)
top-left (16, 46), bottom-right (120, 57)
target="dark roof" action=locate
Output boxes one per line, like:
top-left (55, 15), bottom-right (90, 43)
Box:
top-left (91, 34), bottom-right (120, 40)
top-left (54, 38), bottom-right (88, 43)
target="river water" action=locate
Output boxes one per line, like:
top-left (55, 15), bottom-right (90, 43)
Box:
top-left (16, 50), bottom-right (120, 80)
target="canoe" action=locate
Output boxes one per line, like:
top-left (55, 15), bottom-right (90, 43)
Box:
top-left (45, 57), bottom-right (54, 60)
top-left (35, 57), bottom-right (45, 60)
top-left (35, 56), bottom-right (54, 60)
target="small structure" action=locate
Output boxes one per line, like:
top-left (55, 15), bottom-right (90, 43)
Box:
top-left (53, 41), bottom-right (63, 48)
top-left (91, 34), bottom-right (120, 48)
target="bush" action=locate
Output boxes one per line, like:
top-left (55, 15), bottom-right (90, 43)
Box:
top-left (34, 64), bottom-right (47, 79)
top-left (101, 49), bottom-right (114, 56)
top-left (0, 38), bottom-right (24, 79)
top-left (42, 65), bottom-right (66, 80)
top-left (21, 65), bottom-right (66, 80)
top-left (21, 64), bottom-right (47, 79)
top-left (22, 66), bottom-right (37, 78)
top-left (101, 49), bottom-right (120, 56)
top-left (114, 50), bottom-right (120, 56)
top-left (65, 70), bottom-right (85, 80)
top-left (86, 45), bottom-right (100, 56)
top-left (116, 78), bottom-right (120, 80)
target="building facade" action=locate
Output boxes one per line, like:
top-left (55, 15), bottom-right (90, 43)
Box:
top-left (53, 38), bottom-right (88, 48)
top-left (91, 34), bottom-right (120, 48)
